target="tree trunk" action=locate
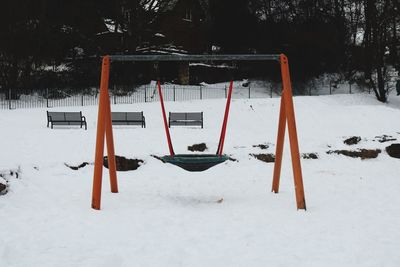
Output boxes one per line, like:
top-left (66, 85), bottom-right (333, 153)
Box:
top-left (363, 0), bottom-right (373, 80)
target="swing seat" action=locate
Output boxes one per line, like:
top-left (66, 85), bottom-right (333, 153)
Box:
top-left (161, 154), bottom-right (230, 172)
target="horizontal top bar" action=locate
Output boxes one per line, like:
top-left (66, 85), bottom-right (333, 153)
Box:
top-left (108, 54), bottom-right (281, 62)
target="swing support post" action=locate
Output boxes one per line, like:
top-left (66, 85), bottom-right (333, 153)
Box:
top-left (272, 54), bottom-right (306, 210)
top-left (91, 56), bottom-right (118, 210)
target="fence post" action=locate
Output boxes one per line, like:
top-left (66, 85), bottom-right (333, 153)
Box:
top-left (309, 86), bottom-right (311, 96)
top-left (248, 85), bottom-right (251, 99)
top-left (349, 83), bottom-right (352, 94)
top-left (114, 94), bottom-right (116, 105)
top-left (8, 89), bottom-right (11, 110)
top-left (225, 85), bottom-right (227, 98)
top-left (81, 94), bottom-right (84, 106)
top-left (329, 81), bottom-right (332, 95)
top-left (112, 85), bottom-right (116, 105)
top-left (46, 88), bottom-right (49, 108)
top-left (269, 86), bottom-right (272, 98)
top-left (145, 85), bottom-right (147, 102)
top-left (173, 85), bottom-right (176, 101)
top-left (200, 85), bottom-right (203, 100)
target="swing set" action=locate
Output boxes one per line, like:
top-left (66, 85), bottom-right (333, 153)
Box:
top-left (91, 54), bottom-right (306, 210)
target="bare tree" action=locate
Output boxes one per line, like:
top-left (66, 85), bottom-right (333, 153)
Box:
top-left (363, 0), bottom-right (396, 102)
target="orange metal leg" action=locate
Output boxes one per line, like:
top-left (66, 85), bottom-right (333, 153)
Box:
top-left (91, 56), bottom-right (118, 210)
top-left (272, 93), bottom-right (286, 193)
top-left (279, 54), bottom-right (306, 210)
top-left (105, 95), bottom-right (118, 193)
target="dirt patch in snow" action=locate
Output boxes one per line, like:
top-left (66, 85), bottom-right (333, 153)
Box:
top-left (251, 153), bottom-right (275, 163)
top-left (374, 135), bottom-right (397, 143)
top-left (0, 177), bottom-right (7, 195)
top-left (344, 136), bottom-right (361, 145)
top-left (327, 149), bottom-right (381, 159)
top-left (188, 143), bottom-right (207, 152)
top-left (66, 156), bottom-right (144, 171)
top-left (252, 152), bottom-right (318, 162)
top-left (65, 162), bottom-right (90, 170)
top-left (0, 169), bottom-right (20, 195)
top-left (104, 155), bottom-right (143, 171)
top-left (253, 144), bottom-right (269, 150)
top-left (302, 153), bottom-right (318, 159)
top-left (386, 144), bottom-right (400, 159)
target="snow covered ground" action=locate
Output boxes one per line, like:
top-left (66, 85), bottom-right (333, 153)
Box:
top-left (1, 92), bottom-right (400, 266)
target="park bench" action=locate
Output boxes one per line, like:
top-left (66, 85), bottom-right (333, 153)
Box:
top-left (47, 111), bottom-right (87, 130)
top-left (111, 112), bottom-right (146, 128)
top-left (168, 112), bottom-right (203, 128)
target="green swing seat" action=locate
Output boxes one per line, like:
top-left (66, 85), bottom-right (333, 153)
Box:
top-left (161, 154), bottom-right (230, 172)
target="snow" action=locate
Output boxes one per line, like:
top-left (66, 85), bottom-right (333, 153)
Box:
top-left (189, 62), bottom-right (236, 69)
top-left (135, 45), bottom-right (188, 55)
top-left (154, 33), bottom-right (166, 38)
top-left (1, 91), bottom-right (400, 266)
top-left (103, 18), bottom-right (123, 34)
top-left (41, 64), bottom-right (70, 72)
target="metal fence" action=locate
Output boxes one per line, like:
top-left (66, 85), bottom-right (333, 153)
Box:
top-left (0, 82), bottom-right (367, 110)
